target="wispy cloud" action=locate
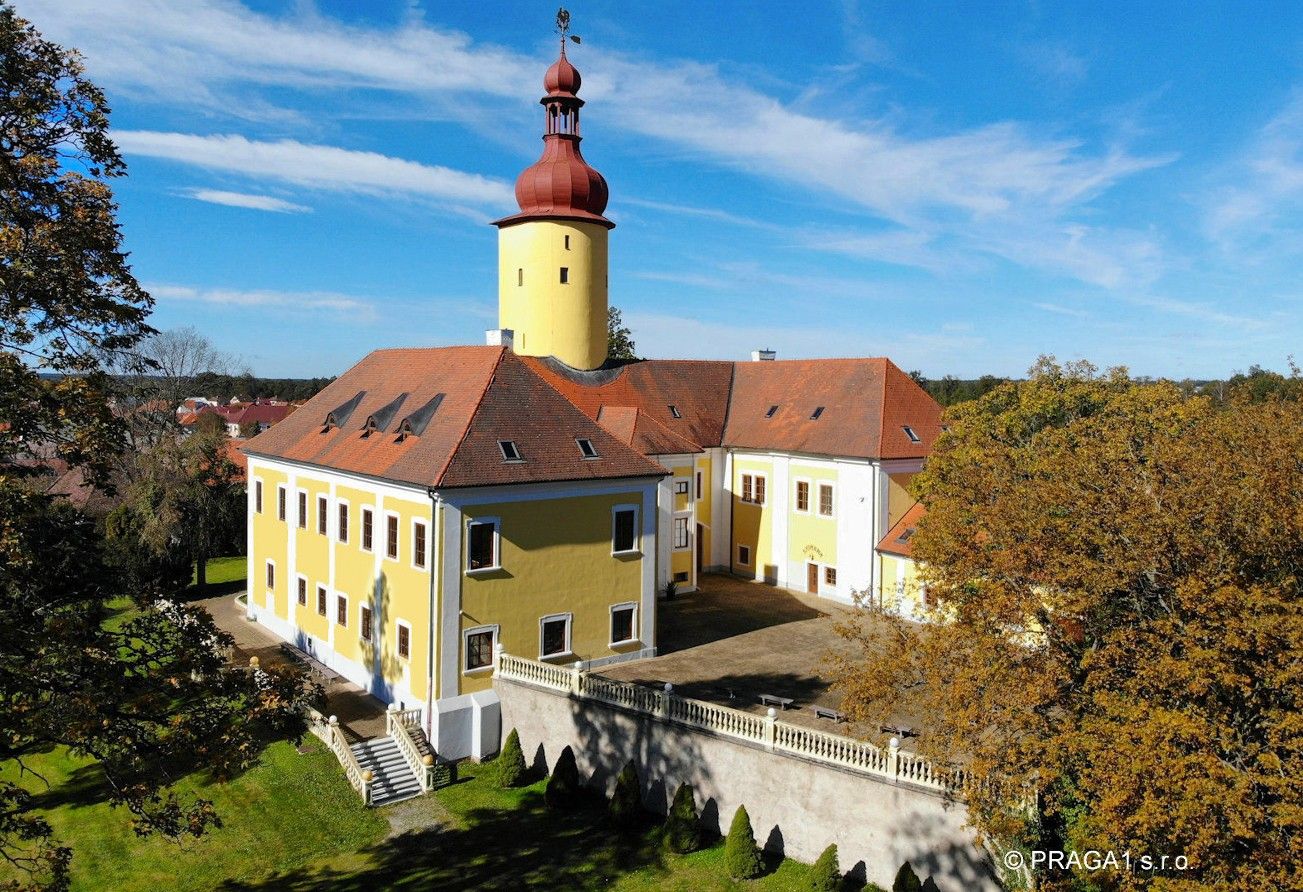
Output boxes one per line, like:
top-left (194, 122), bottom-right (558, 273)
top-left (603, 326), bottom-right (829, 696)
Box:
top-left (1034, 301), bottom-right (1092, 319)
top-left (181, 188), bottom-right (310, 213)
top-left (1020, 40), bottom-right (1089, 87)
top-left (118, 131), bottom-right (514, 210)
top-left (148, 283), bottom-right (376, 320)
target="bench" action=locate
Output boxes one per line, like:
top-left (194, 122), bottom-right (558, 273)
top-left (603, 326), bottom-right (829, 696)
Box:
top-left (759, 694), bottom-right (794, 710)
top-left (880, 724), bottom-right (918, 738)
top-left (813, 706), bottom-right (847, 723)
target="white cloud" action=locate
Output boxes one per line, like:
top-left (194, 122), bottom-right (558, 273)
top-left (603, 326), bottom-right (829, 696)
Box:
top-left (1021, 41), bottom-right (1089, 87)
top-left (118, 131), bottom-right (514, 209)
top-left (149, 283), bottom-right (376, 320)
top-left (181, 188), bottom-right (310, 213)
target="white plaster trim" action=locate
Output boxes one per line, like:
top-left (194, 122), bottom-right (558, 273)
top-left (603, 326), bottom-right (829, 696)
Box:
top-left (538, 612), bottom-right (573, 660)
top-left (464, 516), bottom-right (501, 574)
top-left (462, 623), bottom-right (498, 674)
top-left (609, 602), bottom-right (639, 647)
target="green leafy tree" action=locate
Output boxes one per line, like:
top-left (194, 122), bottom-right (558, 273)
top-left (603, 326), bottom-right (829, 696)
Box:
top-left (544, 746), bottom-right (580, 810)
top-left (724, 804), bottom-right (763, 879)
top-left (608, 759), bottom-right (642, 830)
top-left (833, 357), bottom-right (1303, 891)
top-left (809, 843), bottom-right (841, 891)
top-left (891, 862), bottom-right (921, 892)
top-left (663, 782), bottom-right (701, 854)
top-left (237, 419), bottom-right (260, 438)
top-left (495, 729), bottom-right (526, 788)
top-left (606, 306), bottom-right (637, 361)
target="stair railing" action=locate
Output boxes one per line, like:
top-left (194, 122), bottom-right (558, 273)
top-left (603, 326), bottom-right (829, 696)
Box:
top-left (386, 704), bottom-right (433, 792)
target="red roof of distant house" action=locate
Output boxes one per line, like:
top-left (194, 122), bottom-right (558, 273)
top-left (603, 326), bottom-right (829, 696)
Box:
top-left (877, 502), bottom-right (926, 558)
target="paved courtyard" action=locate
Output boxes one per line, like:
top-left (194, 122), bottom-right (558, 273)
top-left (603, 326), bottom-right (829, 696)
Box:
top-left (602, 573), bottom-right (909, 735)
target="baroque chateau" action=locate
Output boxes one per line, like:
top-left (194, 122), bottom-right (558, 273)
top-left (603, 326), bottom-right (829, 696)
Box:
top-left (243, 41), bottom-right (940, 759)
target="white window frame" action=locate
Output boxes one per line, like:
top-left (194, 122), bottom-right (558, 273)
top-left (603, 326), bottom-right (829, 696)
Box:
top-left (360, 506), bottom-right (375, 553)
top-left (794, 477), bottom-right (811, 514)
top-left (395, 618), bottom-right (413, 661)
top-left (265, 558), bottom-right (276, 592)
top-left (295, 573), bottom-right (308, 607)
top-left (465, 517), bottom-right (501, 574)
top-left (739, 472), bottom-right (767, 505)
top-left (753, 473), bottom-right (767, 506)
top-left (611, 504), bottom-right (640, 556)
top-left (824, 565), bottom-right (837, 588)
top-left (359, 601), bottom-right (374, 642)
top-left (336, 498), bottom-right (350, 544)
top-left (462, 623), bottom-right (498, 674)
top-left (316, 494), bottom-right (329, 535)
top-left (674, 479), bottom-right (690, 496)
top-left (609, 602), bottom-right (638, 647)
top-left (316, 584), bottom-right (328, 617)
top-left (276, 484), bottom-right (287, 521)
top-left (538, 612), bottom-right (573, 660)
top-left (818, 482), bottom-right (835, 518)
top-left (411, 518), bottom-right (429, 571)
top-left (335, 592), bottom-right (348, 628)
top-left (383, 510), bottom-right (401, 562)
top-left (737, 544), bottom-right (751, 566)
top-left (254, 477), bottom-right (264, 514)
top-left (671, 514), bottom-right (691, 551)
top-left (296, 488), bottom-right (308, 529)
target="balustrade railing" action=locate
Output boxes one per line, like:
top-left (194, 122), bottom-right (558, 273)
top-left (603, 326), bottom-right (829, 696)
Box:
top-left (387, 705), bottom-right (434, 792)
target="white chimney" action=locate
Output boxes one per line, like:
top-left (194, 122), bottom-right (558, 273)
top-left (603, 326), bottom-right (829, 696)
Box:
top-left (486, 328), bottom-right (515, 350)
top-left (751, 349), bottom-right (776, 362)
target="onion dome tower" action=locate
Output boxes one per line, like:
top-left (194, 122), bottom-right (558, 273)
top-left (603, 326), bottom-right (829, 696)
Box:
top-left (493, 14), bottom-right (613, 371)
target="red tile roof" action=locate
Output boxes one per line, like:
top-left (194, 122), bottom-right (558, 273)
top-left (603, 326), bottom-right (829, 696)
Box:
top-left (877, 502), bottom-right (926, 558)
top-left (596, 406), bottom-right (703, 456)
top-left (243, 347), bottom-right (666, 489)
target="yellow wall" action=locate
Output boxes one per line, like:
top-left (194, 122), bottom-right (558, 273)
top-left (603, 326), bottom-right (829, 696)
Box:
top-left (458, 490), bottom-right (644, 694)
top-left (788, 464), bottom-right (838, 580)
top-left (670, 464), bottom-right (694, 582)
top-left (887, 473), bottom-right (915, 529)
top-left (732, 456), bottom-right (775, 581)
top-left (295, 477), bottom-right (331, 644)
top-left (695, 454), bottom-right (712, 564)
top-left (251, 467), bottom-right (288, 618)
top-left (880, 553), bottom-right (925, 615)
top-left (498, 219), bottom-right (608, 370)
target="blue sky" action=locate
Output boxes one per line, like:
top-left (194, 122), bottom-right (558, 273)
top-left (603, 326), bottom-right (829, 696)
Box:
top-left (21, 0), bottom-right (1303, 378)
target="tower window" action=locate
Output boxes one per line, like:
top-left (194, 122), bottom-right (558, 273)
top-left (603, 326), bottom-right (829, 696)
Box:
top-left (564, 234), bottom-right (570, 250)
top-left (559, 267), bottom-right (569, 284)
top-left (498, 440), bottom-right (523, 462)
top-left (517, 268), bottom-right (523, 286)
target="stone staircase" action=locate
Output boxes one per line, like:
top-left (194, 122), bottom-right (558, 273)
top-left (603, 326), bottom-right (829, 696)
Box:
top-left (350, 737), bottom-right (423, 807)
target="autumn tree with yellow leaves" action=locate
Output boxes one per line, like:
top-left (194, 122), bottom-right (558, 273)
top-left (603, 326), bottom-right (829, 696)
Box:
top-left (833, 358), bottom-right (1302, 891)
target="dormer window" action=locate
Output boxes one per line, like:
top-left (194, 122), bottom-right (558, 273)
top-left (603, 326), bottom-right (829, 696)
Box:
top-left (498, 440), bottom-right (523, 462)
top-left (576, 438), bottom-right (599, 459)
top-left (897, 527), bottom-right (916, 544)
top-left (810, 406), bottom-right (825, 420)
top-left (765, 405), bottom-right (778, 418)
top-left (668, 405), bottom-right (681, 419)
top-left (903, 425), bottom-right (921, 443)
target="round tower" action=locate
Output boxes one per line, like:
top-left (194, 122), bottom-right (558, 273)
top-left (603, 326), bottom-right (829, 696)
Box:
top-left (493, 36), bottom-right (613, 371)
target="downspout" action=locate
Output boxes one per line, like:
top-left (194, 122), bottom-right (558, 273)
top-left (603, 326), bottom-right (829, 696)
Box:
top-left (425, 488), bottom-right (441, 741)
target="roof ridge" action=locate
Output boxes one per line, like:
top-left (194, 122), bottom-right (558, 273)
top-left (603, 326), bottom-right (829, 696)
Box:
top-left (432, 346), bottom-right (507, 487)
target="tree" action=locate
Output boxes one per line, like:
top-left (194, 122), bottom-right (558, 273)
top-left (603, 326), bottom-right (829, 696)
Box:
top-left (723, 804), bottom-right (763, 879)
top-left (608, 759), bottom-right (642, 830)
top-left (663, 782), bottom-right (701, 854)
top-left (495, 729), bottom-right (526, 788)
top-left (809, 843), bottom-right (840, 891)
top-left (891, 862), bottom-right (921, 892)
top-left (832, 357), bottom-right (1303, 891)
top-left (237, 419), bottom-right (260, 439)
top-left (544, 746), bottom-right (580, 810)
top-left (606, 306), bottom-right (637, 361)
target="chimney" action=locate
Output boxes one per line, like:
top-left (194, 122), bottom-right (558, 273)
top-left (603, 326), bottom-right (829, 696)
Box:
top-left (486, 329), bottom-right (515, 350)
top-left (750, 349), bottom-right (776, 362)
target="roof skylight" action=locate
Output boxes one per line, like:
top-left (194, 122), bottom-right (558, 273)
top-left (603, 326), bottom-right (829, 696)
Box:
top-left (576, 438), bottom-right (599, 459)
top-left (765, 405), bottom-right (778, 418)
top-left (903, 425), bottom-right (921, 443)
top-left (498, 440), bottom-right (523, 462)
top-left (810, 406), bottom-right (825, 420)
top-left (668, 405), bottom-right (681, 419)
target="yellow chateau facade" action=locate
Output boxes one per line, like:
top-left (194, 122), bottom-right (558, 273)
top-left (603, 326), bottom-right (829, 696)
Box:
top-left (244, 42), bottom-right (940, 760)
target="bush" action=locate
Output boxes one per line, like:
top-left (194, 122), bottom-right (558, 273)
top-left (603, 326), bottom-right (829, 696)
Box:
top-left (724, 804), bottom-right (763, 879)
top-left (664, 782), bottom-right (701, 854)
top-left (863, 885), bottom-right (888, 892)
top-left (892, 861), bottom-right (922, 892)
top-left (495, 728), bottom-right (526, 788)
top-left (810, 844), bottom-right (840, 891)
top-left (920, 879), bottom-right (940, 892)
top-left (608, 759), bottom-right (642, 830)
top-left (544, 745), bottom-right (580, 810)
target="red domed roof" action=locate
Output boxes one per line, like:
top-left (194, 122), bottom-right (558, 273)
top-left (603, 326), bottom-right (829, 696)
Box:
top-left (544, 50), bottom-right (581, 96)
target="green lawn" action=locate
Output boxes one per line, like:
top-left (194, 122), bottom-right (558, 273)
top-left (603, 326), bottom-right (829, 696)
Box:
top-left (192, 555), bottom-right (247, 588)
top-left (2, 751), bottom-right (832, 891)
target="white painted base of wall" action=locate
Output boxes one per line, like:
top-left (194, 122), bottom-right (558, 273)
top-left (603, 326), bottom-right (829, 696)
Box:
top-left (432, 690), bottom-right (500, 761)
top-left (584, 646), bottom-right (657, 671)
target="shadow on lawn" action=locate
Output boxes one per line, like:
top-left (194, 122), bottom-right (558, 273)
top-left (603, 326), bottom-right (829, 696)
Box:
top-left (218, 789), bottom-right (681, 892)
top-left (179, 578), bottom-right (245, 603)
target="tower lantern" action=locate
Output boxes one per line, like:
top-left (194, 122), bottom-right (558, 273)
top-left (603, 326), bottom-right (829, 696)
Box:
top-left (493, 10), bottom-right (613, 371)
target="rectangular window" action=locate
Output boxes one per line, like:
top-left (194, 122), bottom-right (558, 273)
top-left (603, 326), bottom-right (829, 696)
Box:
top-left (576, 438), bottom-right (598, 459)
top-left (498, 439), bottom-right (522, 461)
top-left (317, 585), bottom-right (327, 617)
top-left (811, 406), bottom-right (825, 420)
top-left (612, 507), bottom-right (637, 554)
top-left (564, 234), bottom-right (570, 250)
top-left (825, 566), bottom-right (837, 586)
top-left (903, 425), bottom-right (921, 443)
top-left (360, 604), bottom-right (373, 642)
top-left (297, 491), bottom-right (307, 529)
top-left (468, 520), bottom-right (498, 571)
top-left (517, 267), bottom-right (523, 286)
top-left (413, 520), bottom-right (427, 569)
top-left (668, 404), bottom-right (681, 418)
top-left (386, 514), bottom-right (399, 560)
top-left (296, 577), bottom-right (306, 606)
top-left (265, 561), bottom-right (275, 590)
top-left (317, 495), bottom-right (328, 535)
top-left (819, 483), bottom-right (834, 517)
top-left (254, 479), bottom-right (263, 513)
top-left (336, 594), bottom-right (347, 627)
top-left (611, 604), bottom-right (636, 645)
top-left (277, 486), bottom-right (286, 521)
top-left (674, 480), bottom-right (689, 495)
top-left (737, 545), bottom-right (751, 566)
top-left (397, 622), bottom-right (411, 660)
top-left (361, 508), bottom-right (373, 551)
top-left (338, 503), bottom-right (349, 544)
top-left (540, 614), bottom-right (571, 659)
top-left (464, 627), bottom-right (493, 671)
top-left (695, 471), bottom-right (703, 500)
top-left (672, 516), bottom-right (690, 549)
top-left (754, 475), bottom-right (766, 505)
top-left (796, 480), bottom-right (810, 512)
top-left (673, 570), bottom-right (689, 583)
top-left (559, 266), bottom-right (569, 284)
top-left (741, 474), bottom-right (753, 503)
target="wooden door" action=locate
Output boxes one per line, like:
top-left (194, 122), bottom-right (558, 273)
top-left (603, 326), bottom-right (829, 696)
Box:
top-left (807, 563), bottom-right (819, 594)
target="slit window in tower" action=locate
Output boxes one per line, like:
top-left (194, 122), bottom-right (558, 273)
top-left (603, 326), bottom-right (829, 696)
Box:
top-left (564, 234), bottom-right (570, 250)
top-left (559, 267), bottom-right (569, 284)
top-left (517, 268), bottom-right (523, 286)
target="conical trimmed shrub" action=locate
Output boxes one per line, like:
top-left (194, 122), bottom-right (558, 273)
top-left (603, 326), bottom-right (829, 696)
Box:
top-left (920, 878), bottom-right (940, 892)
top-left (664, 782), bottom-right (701, 854)
top-left (863, 884), bottom-right (888, 892)
top-left (892, 861), bottom-right (922, 892)
top-left (495, 728), bottom-right (526, 788)
top-left (724, 804), bottom-right (763, 879)
top-left (809, 843), bottom-right (840, 891)
top-left (544, 745), bottom-right (579, 810)
top-left (608, 759), bottom-right (642, 830)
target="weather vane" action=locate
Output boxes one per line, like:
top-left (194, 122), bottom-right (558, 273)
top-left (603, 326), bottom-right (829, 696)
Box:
top-left (556, 8), bottom-right (582, 45)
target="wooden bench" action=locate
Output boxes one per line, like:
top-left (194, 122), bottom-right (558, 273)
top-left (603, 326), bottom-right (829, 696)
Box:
top-left (880, 724), bottom-right (918, 738)
top-left (759, 694), bottom-right (794, 710)
top-left (813, 706), bottom-right (847, 723)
